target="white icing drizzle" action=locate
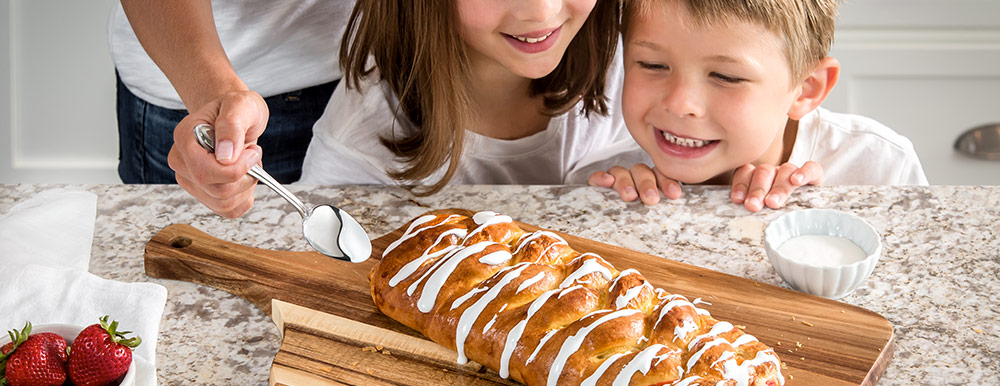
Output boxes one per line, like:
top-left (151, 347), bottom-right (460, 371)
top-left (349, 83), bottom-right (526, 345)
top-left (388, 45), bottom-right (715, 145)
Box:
top-left (687, 322), bottom-right (735, 351)
top-left (672, 376), bottom-right (703, 386)
top-left (546, 309), bottom-right (642, 386)
top-left (709, 350), bottom-right (735, 369)
top-left (580, 352), bottom-right (628, 386)
top-left (613, 271), bottom-right (652, 309)
top-left (652, 297), bottom-right (696, 331)
top-left (482, 304), bottom-right (509, 334)
top-left (715, 348), bottom-right (784, 386)
top-left (685, 322), bottom-right (736, 371)
top-left (383, 214), bottom-right (459, 257)
top-left (482, 314), bottom-right (499, 334)
top-left (479, 250), bottom-right (513, 265)
top-left (611, 269), bottom-right (640, 286)
top-left (692, 297), bottom-right (712, 306)
top-left (517, 272), bottom-right (547, 294)
top-left (513, 230), bottom-right (568, 256)
top-left (407, 245), bottom-right (464, 296)
top-left (732, 334), bottom-right (759, 347)
top-left (454, 263), bottom-right (530, 364)
top-left (612, 344), bottom-right (678, 386)
top-left (559, 257), bottom-right (613, 288)
top-left (499, 287), bottom-right (561, 378)
top-left (526, 329), bottom-right (559, 364)
top-left (557, 285), bottom-right (583, 299)
top-left (673, 319), bottom-right (698, 342)
top-left (467, 211), bottom-right (513, 240)
top-left (389, 227), bottom-right (468, 287)
top-left (686, 337), bottom-right (730, 372)
top-left (451, 286), bottom-right (488, 310)
top-left (415, 241), bottom-right (496, 313)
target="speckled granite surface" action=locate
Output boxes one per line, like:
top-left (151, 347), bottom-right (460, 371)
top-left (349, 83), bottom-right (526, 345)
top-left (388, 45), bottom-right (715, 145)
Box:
top-left (1, 184), bottom-right (997, 385)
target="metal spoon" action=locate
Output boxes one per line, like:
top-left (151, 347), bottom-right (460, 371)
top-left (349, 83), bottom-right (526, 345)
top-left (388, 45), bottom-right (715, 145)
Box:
top-left (193, 124), bottom-right (372, 263)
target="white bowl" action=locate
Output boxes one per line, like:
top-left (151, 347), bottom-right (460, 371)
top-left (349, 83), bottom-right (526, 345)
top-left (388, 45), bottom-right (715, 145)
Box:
top-left (0, 324), bottom-right (136, 386)
top-left (763, 209), bottom-right (882, 299)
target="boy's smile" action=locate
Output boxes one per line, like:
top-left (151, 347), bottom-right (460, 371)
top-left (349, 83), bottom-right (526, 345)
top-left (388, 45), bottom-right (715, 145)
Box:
top-left (622, 0), bottom-right (803, 184)
top-left (654, 128), bottom-right (719, 159)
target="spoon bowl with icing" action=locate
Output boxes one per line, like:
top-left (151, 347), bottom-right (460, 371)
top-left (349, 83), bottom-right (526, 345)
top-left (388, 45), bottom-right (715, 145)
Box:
top-left (194, 124), bottom-right (372, 262)
top-left (763, 209), bottom-right (882, 299)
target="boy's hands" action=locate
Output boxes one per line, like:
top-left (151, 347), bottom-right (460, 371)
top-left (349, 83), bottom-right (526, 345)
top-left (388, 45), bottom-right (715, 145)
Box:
top-left (730, 161), bottom-right (823, 212)
top-left (588, 164), bottom-right (681, 206)
top-left (588, 161), bottom-right (824, 212)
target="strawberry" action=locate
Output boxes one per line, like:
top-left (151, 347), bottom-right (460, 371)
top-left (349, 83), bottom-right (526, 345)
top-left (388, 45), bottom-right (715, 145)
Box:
top-left (67, 316), bottom-right (140, 386)
top-left (0, 322), bottom-right (69, 386)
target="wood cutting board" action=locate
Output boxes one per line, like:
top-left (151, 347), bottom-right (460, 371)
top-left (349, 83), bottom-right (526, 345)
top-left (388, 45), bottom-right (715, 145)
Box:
top-left (144, 209), bottom-right (894, 386)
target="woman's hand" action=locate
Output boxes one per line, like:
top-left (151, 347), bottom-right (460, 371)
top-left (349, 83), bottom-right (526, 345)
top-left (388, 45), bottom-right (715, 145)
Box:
top-left (167, 91), bottom-right (269, 218)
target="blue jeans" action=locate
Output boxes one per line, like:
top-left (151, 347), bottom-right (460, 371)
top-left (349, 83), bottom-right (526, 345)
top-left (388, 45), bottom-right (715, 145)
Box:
top-left (116, 73), bottom-right (338, 184)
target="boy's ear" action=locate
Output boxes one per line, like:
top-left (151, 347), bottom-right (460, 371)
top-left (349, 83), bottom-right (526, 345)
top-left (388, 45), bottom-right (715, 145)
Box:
top-left (788, 57), bottom-right (840, 120)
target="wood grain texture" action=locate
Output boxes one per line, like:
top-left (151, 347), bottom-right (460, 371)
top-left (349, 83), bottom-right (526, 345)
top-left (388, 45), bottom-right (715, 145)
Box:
top-left (144, 209), bottom-right (894, 385)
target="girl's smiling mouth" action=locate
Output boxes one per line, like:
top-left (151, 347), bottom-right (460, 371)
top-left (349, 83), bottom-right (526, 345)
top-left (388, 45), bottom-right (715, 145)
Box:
top-left (503, 26), bottom-right (561, 54)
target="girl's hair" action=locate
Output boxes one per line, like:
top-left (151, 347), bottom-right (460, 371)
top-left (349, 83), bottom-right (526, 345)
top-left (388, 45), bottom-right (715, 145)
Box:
top-left (341, 0), bottom-right (619, 195)
top-left (621, 0), bottom-right (840, 83)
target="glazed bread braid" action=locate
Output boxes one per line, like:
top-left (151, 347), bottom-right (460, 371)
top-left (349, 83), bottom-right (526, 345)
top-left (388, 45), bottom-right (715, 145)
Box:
top-left (370, 211), bottom-right (784, 386)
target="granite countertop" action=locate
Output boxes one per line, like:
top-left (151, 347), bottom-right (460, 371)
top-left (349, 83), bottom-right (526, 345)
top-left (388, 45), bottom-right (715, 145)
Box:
top-left (1, 184), bottom-right (997, 385)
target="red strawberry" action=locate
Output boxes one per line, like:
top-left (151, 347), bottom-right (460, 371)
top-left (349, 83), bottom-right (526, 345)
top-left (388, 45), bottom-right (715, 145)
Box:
top-left (67, 316), bottom-right (141, 386)
top-left (0, 322), bottom-right (69, 386)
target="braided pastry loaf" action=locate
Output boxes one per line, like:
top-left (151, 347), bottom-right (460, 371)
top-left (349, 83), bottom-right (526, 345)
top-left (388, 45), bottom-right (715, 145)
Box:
top-left (370, 211), bottom-right (784, 386)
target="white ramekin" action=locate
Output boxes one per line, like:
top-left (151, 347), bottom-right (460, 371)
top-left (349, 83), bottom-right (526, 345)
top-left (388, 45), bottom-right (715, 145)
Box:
top-left (0, 323), bottom-right (136, 386)
top-left (763, 209), bottom-right (882, 299)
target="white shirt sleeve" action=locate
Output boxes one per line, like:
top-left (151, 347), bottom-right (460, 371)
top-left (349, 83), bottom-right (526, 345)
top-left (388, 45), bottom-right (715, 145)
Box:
top-left (789, 107), bottom-right (929, 186)
top-left (297, 74), bottom-right (404, 186)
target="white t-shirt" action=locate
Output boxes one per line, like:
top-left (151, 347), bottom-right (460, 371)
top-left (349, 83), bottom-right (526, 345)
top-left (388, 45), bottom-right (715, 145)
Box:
top-left (788, 107), bottom-right (928, 185)
top-left (298, 53), bottom-right (640, 186)
top-left (108, 0), bottom-right (353, 110)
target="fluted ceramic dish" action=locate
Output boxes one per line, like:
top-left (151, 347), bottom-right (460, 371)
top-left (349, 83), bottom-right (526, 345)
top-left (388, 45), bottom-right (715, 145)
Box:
top-left (0, 324), bottom-right (136, 386)
top-left (763, 209), bottom-right (882, 299)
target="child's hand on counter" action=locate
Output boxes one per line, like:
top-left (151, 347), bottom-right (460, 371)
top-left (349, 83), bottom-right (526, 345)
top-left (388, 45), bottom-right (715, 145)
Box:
top-left (588, 161), bottom-right (824, 212)
top-left (730, 161), bottom-right (824, 212)
top-left (588, 164), bottom-right (681, 206)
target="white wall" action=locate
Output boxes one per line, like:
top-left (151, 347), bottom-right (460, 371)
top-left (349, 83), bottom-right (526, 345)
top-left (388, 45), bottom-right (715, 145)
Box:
top-left (1, 0), bottom-right (998, 185)
top-left (1, 0), bottom-right (120, 184)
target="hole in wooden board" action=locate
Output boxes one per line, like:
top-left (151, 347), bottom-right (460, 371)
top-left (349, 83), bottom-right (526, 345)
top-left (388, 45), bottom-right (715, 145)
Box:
top-left (170, 236), bottom-right (193, 248)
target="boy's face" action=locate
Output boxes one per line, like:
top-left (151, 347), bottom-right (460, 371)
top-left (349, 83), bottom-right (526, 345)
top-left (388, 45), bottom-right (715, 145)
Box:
top-left (456, 0), bottom-right (597, 80)
top-left (622, 1), bottom-right (803, 184)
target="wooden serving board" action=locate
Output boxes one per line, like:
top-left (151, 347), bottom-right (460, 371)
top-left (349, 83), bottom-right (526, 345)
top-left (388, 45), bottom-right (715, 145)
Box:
top-left (144, 209), bottom-right (894, 386)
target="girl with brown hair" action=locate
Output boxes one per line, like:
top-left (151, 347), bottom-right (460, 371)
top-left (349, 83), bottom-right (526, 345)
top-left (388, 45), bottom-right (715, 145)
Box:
top-left (296, 0), bottom-right (644, 195)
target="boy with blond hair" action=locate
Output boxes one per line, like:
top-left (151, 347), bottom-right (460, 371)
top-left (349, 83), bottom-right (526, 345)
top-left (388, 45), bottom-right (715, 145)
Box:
top-left (589, 0), bottom-right (927, 211)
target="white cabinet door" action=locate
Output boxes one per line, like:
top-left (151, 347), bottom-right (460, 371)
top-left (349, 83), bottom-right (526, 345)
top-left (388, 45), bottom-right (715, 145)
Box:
top-left (0, 0), bottom-right (120, 184)
top-left (825, 0), bottom-right (1000, 185)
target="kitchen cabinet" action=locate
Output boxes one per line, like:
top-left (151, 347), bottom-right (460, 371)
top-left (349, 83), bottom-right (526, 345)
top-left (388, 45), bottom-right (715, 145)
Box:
top-left (0, 0), bottom-right (119, 183)
top-left (825, 0), bottom-right (1000, 184)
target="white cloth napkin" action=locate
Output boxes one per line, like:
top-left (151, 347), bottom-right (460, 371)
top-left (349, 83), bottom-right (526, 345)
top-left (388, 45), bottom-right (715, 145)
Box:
top-left (0, 189), bottom-right (166, 386)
